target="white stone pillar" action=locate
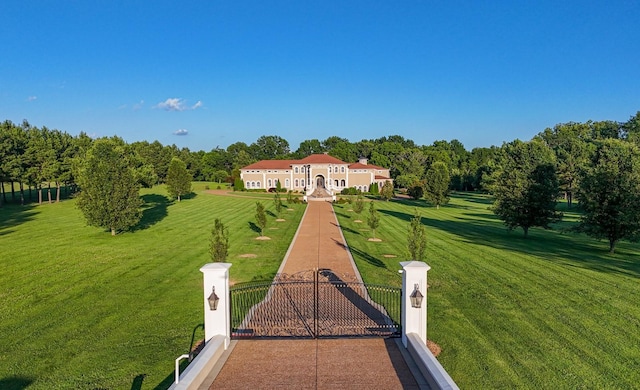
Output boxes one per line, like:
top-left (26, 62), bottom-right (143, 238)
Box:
top-left (200, 263), bottom-right (232, 347)
top-left (400, 261), bottom-right (431, 348)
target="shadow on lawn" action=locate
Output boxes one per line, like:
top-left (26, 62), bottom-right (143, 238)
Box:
top-left (153, 323), bottom-right (205, 390)
top-left (348, 243), bottom-right (387, 269)
top-left (180, 191), bottom-right (198, 201)
top-left (0, 376), bottom-right (33, 390)
top-left (380, 208), bottom-right (640, 278)
top-left (248, 221), bottom-right (261, 234)
top-left (134, 194), bottom-right (170, 231)
top-left (331, 221), bottom-right (359, 235)
top-left (130, 374), bottom-right (146, 390)
top-left (334, 211), bottom-right (352, 219)
top-left (0, 204), bottom-right (38, 236)
top-left (451, 191), bottom-right (494, 205)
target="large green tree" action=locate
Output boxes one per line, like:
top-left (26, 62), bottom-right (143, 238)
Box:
top-left (380, 180), bottom-right (394, 201)
top-left (491, 140), bottom-right (561, 238)
top-left (576, 139), bottom-right (640, 253)
top-left (76, 138), bottom-right (142, 235)
top-left (423, 161), bottom-right (450, 209)
top-left (323, 136), bottom-right (357, 162)
top-left (251, 135), bottom-right (290, 160)
top-left (166, 157), bottom-right (192, 202)
top-left (2, 121), bottom-right (31, 204)
top-left (294, 139), bottom-right (325, 158)
top-left (623, 111), bottom-right (640, 145)
top-left (394, 148), bottom-right (427, 188)
top-left (536, 122), bottom-right (592, 208)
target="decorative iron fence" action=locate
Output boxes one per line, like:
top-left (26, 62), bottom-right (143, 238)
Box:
top-left (230, 271), bottom-right (401, 338)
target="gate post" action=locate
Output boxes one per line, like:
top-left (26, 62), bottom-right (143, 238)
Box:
top-left (200, 263), bottom-right (232, 347)
top-left (400, 261), bottom-right (431, 348)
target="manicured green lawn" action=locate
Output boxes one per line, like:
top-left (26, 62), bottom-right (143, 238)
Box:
top-left (4, 186), bottom-right (639, 389)
top-left (0, 183), bottom-right (305, 389)
top-left (334, 194), bottom-right (640, 389)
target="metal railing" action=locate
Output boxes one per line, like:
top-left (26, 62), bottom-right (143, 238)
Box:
top-left (230, 276), bottom-right (401, 338)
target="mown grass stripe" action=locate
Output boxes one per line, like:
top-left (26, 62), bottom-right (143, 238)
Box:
top-left (0, 184), bottom-right (306, 389)
top-left (334, 194), bottom-right (640, 389)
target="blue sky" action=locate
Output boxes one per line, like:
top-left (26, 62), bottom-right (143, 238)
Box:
top-left (2, 1), bottom-right (639, 152)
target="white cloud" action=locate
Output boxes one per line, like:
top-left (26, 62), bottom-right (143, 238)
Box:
top-left (156, 98), bottom-right (186, 111)
top-left (173, 129), bottom-right (189, 136)
top-left (155, 98), bottom-right (203, 111)
top-left (27, 96), bottom-right (37, 102)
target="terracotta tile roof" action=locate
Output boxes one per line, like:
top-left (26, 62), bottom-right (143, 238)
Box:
top-left (375, 175), bottom-right (391, 180)
top-left (297, 154), bottom-right (348, 165)
top-left (242, 160), bottom-right (296, 170)
top-left (349, 162), bottom-right (385, 170)
top-left (242, 154), bottom-right (391, 170)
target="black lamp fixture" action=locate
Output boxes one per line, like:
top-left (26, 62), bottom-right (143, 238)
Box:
top-left (410, 283), bottom-right (424, 309)
top-left (207, 286), bottom-right (220, 311)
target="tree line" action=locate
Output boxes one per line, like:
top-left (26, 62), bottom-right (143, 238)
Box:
top-left (487, 113), bottom-right (640, 253)
top-left (0, 122), bottom-right (501, 205)
top-left (2, 112), bottom-right (640, 252)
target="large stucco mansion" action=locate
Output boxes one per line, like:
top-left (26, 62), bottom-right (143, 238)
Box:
top-left (240, 154), bottom-right (393, 198)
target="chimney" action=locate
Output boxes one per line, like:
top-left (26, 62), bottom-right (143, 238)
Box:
top-left (358, 156), bottom-right (368, 165)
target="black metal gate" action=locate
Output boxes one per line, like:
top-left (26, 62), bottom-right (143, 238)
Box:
top-left (230, 269), bottom-right (402, 338)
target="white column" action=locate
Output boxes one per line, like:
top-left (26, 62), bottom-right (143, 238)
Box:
top-left (200, 263), bottom-right (232, 347)
top-left (400, 261), bottom-right (431, 348)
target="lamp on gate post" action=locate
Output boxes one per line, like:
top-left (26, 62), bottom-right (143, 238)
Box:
top-left (207, 286), bottom-right (220, 311)
top-left (410, 283), bottom-right (423, 309)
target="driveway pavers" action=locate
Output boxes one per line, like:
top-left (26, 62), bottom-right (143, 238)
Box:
top-left (210, 201), bottom-right (422, 389)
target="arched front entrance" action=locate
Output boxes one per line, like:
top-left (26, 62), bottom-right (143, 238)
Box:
top-left (315, 175), bottom-right (325, 189)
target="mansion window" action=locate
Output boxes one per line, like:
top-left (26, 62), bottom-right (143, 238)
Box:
top-left (268, 179), bottom-right (272, 187)
top-left (246, 181), bottom-right (250, 188)
top-left (334, 179), bottom-right (339, 187)
top-left (341, 166), bottom-right (345, 173)
top-left (329, 166), bottom-right (332, 173)
top-left (295, 179), bottom-right (299, 187)
top-left (285, 179), bottom-right (290, 187)
top-left (301, 179), bottom-right (305, 187)
top-left (257, 181), bottom-right (261, 188)
top-left (341, 179), bottom-right (346, 186)
top-left (301, 166), bottom-right (305, 173)
top-left (294, 167), bottom-right (299, 173)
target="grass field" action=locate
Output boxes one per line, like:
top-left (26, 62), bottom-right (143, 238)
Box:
top-left (3, 186), bottom-right (639, 389)
top-left (0, 183), bottom-right (306, 389)
top-left (334, 194), bottom-right (640, 389)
